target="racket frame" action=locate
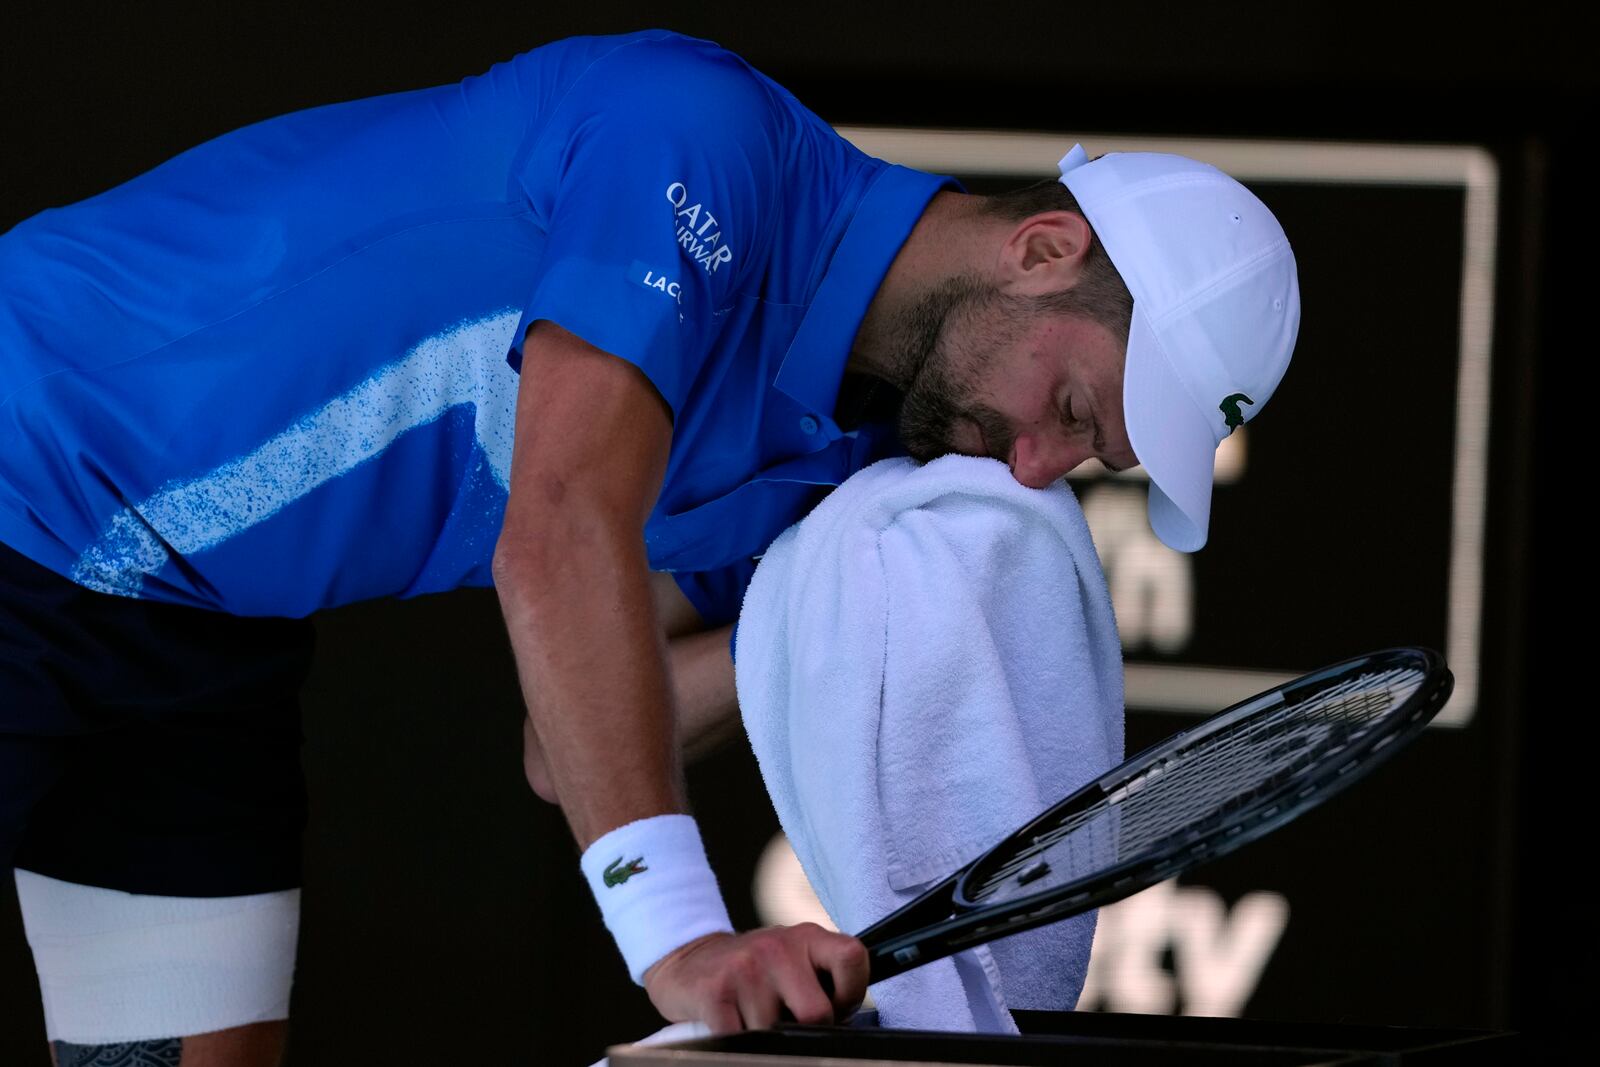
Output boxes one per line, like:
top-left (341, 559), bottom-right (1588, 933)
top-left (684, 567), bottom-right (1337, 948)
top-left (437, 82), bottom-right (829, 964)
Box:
top-left (856, 647), bottom-right (1453, 982)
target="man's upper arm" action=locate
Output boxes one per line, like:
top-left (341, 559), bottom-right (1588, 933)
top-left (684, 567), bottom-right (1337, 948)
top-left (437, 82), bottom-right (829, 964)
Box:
top-left (497, 320), bottom-right (672, 561)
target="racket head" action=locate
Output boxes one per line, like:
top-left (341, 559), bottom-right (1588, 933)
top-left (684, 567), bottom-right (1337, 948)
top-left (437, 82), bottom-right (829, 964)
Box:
top-left (868, 646), bottom-right (1452, 978)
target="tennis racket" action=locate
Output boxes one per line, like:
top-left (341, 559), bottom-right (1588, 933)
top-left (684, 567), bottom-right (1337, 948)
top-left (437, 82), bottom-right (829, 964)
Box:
top-left (846, 646), bottom-right (1453, 984)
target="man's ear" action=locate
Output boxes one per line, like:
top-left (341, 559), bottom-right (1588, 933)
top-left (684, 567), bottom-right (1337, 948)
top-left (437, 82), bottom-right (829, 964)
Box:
top-left (996, 211), bottom-right (1093, 297)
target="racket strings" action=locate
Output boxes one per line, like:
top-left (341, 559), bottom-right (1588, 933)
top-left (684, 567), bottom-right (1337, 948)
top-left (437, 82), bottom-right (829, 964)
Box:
top-left (968, 666), bottom-right (1425, 903)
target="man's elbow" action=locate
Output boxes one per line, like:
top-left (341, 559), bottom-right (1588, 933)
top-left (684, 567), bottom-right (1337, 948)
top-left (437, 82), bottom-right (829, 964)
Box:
top-left (491, 536), bottom-right (540, 591)
top-left (491, 504), bottom-right (640, 601)
top-left (491, 529), bottom-right (547, 597)
top-left (492, 519), bottom-right (588, 614)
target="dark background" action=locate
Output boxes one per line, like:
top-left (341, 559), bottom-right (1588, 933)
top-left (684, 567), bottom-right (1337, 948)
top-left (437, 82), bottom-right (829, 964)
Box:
top-left (1, 2), bottom-right (1590, 1062)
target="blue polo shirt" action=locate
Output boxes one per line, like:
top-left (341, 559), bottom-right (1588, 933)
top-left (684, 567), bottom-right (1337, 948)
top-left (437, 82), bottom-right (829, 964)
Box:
top-left (0, 30), bottom-right (954, 623)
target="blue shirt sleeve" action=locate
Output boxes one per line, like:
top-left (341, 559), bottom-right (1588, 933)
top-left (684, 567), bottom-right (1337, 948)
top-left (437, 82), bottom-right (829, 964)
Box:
top-left (671, 558), bottom-right (757, 630)
top-left (510, 36), bottom-right (781, 417)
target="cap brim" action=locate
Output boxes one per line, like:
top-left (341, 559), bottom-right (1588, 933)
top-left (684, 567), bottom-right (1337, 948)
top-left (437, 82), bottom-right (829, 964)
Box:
top-left (1123, 307), bottom-right (1219, 552)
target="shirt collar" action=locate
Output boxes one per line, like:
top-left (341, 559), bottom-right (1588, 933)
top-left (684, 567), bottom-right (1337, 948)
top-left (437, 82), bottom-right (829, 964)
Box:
top-left (773, 164), bottom-right (959, 423)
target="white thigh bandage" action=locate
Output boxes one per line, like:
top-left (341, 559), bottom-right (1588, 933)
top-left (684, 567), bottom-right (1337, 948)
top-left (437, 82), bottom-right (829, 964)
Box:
top-left (14, 869), bottom-right (299, 1043)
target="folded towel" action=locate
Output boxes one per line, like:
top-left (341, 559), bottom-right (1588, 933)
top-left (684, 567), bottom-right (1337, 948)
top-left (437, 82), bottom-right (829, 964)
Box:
top-left (736, 454), bottom-right (1124, 1032)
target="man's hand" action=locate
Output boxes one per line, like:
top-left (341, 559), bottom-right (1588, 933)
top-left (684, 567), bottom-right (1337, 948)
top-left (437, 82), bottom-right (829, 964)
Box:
top-left (522, 714), bottom-right (557, 804)
top-left (643, 925), bottom-right (870, 1033)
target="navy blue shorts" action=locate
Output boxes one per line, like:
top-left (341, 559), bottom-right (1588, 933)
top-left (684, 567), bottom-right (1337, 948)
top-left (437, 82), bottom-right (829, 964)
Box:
top-left (1, 540), bottom-right (315, 896)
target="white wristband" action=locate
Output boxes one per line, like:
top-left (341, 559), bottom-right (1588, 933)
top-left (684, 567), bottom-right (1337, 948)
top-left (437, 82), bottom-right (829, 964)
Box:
top-left (579, 814), bottom-right (734, 985)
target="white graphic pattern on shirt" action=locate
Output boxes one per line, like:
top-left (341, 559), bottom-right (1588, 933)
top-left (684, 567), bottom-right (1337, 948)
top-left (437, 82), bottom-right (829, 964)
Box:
top-left (71, 309), bottom-right (521, 598)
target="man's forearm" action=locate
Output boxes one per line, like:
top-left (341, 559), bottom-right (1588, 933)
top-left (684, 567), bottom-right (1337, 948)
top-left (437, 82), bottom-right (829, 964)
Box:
top-left (669, 624), bottom-right (737, 761)
top-left (520, 622), bottom-right (736, 807)
top-left (494, 522), bottom-right (682, 850)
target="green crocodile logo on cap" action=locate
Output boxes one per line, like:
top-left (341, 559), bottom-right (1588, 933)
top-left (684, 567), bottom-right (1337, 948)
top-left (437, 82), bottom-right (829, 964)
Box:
top-left (1219, 393), bottom-right (1254, 434)
top-left (604, 856), bottom-right (648, 887)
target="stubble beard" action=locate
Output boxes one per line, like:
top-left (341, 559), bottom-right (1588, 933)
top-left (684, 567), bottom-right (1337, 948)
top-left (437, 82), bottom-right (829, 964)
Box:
top-left (890, 276), bottom-right (1020, 465)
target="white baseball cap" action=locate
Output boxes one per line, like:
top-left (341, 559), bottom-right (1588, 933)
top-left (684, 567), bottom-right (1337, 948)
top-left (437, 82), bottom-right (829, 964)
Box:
top-left (1058, 144), bottom-right (1300, 552)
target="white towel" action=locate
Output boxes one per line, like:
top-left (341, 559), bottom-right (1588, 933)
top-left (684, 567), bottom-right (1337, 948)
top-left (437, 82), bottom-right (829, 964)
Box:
top-left (735, 454), bottom-right (1124, 1033)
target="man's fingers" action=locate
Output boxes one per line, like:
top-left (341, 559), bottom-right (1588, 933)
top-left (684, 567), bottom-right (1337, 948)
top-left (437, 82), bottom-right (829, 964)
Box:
top-left (729, 928), bottom-right (823, 1028)
top-left (807, 927), bottom-right (870, 1016)
top-left (644, 925), bottom-right (871, 1034)
top-left (701, 1000), bottom-right (743, 1037)
top-left (766, 932), bottom-right (838, 1025)
top-left (735, 973), bottom-right (783, 1031)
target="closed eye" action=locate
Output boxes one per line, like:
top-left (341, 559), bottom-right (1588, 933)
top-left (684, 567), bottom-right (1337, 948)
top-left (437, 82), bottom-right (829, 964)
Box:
top-left (1060, 395), bottom-right (1104, 448)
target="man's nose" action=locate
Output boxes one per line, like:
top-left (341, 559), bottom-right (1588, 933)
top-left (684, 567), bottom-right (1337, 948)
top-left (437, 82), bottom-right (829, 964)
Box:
top-left (1008, 433), bottom-right (1087, 489)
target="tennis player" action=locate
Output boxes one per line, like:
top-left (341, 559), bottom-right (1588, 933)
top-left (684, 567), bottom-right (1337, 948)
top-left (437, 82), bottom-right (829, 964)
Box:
top-left (0, 28), bottom-right (1298, 1064)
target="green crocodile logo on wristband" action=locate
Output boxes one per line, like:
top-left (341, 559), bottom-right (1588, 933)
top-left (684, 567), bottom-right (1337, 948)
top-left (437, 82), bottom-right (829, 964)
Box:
top-left (604, 856), bottom-right (648, 887)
